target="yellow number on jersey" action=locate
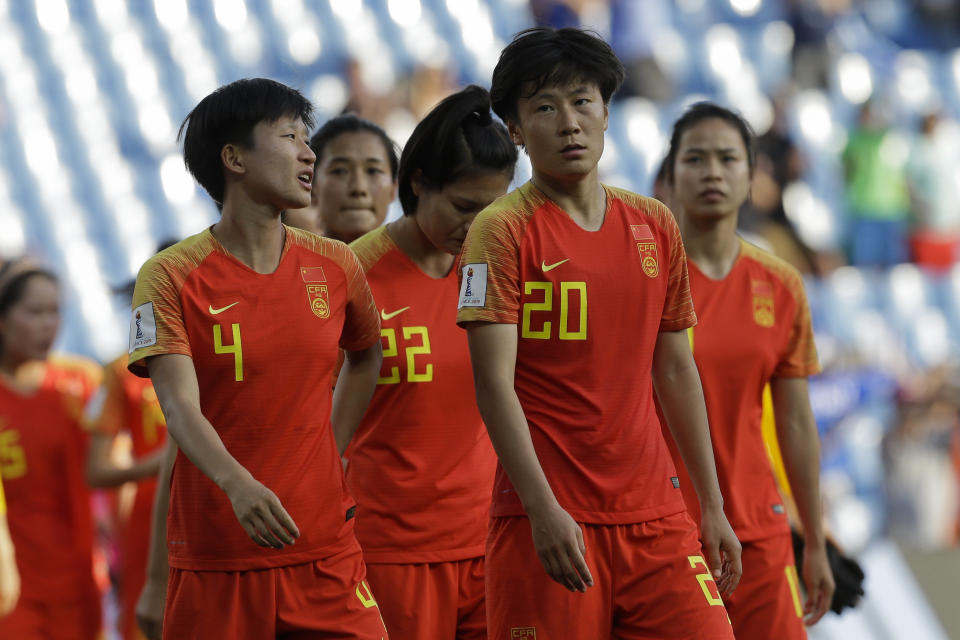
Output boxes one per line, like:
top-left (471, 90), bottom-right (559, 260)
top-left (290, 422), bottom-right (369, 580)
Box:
top-left (522, 280), bottom-right (588, 340)
top-left (688, 555), bottom-right (725, 607)
top-left (378, 326), bottom-right (434, 384)
top-left (521, 282), bottom-right (552, 339)
top-left (356, 580), bottom-right (378, 608)
top-left (402, 326), bottom-right (433, 382)
top-left (0, 430), bottom-right (27, 480)
top-left (378, 328), bottom-right (401, 384)
top-left (213, 323), bottom-right (243, 382)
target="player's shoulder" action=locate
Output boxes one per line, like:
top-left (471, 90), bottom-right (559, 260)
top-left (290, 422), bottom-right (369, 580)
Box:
top-left (470, 182), bottom-right (542, 240)
top-left (348, 226), bottom-right (396, 274)
top-left (605, 185), bottom-right (678, 232)
top-left (738, 238), bottom-right (806, 298)
top-left (139, 229), bottom-right (218, 284)
top-left (45, 353), bottom-right (104, 393)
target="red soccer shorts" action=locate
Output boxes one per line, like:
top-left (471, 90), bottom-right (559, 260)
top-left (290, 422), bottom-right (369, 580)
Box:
top-left (0, 590), bottom-right (102, 640)
top-left (486, 512), bottom-right (734, 639)
top-left (723, 532), bottom-right (806, 640)
top-left (163, 542), bottom-right (388, 639)
top-left (365, 557), bottom-right (485, 640)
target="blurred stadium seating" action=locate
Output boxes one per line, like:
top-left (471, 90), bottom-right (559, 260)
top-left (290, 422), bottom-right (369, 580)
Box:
top-left (2, 1), bottom-right (959, 636)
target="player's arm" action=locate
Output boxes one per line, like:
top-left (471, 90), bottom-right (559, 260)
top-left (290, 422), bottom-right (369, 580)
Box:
top-left (136, 439), bottom-right (176, 640)
top-left (466, 321), bottom-right (594, 593)
top-left (652, 329), bottom-right (741, 595)
top-left (0, 478), bottom-right (19, 618)
top-left (770, 376), bottom-right (834, 625)
top-left (146, 353), bottom-right (299, 549)
top-left (86, 432), bottom-right (165, 488)
top-left (330, 342), bottom-right (382, 455)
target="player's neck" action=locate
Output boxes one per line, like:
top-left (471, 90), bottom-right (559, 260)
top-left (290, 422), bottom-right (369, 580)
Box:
top-left (387, 217), bottom-right (454, 279)
top-left (680, 209), bottom-right (741, 280)
top-left (213, 202), bottom-right (286, 275)
top-left (0, 356), bottom-right (41, 394)
top-left (531, 170), bottom-right (606, 231)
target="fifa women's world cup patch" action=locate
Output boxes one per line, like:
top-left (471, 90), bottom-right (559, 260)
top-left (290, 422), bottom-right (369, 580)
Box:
top-left (458, 263), bottom-right (487, 308)
top-left (129, 301), bottom-right (157, 352)
top-left (300, 266), bottom-right (330, 319)
top-left (751, 280), bottom-right (775, 327)
top-left (631, 224), bottom-right (659, 278)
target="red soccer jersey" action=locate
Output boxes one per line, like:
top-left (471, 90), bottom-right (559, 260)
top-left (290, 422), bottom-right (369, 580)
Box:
top-left (666, 239), bottom-right (820, 541)
top-left (0, 380), bottom-right (99, 604)
top-left (127, 226), bottom-right (380, 571)
top-left (456, 182), bottom-right (695, 524)
top-left (93, 356), bottom-right (167, 460)
top-left (345, 226), bottom-right (496, 563)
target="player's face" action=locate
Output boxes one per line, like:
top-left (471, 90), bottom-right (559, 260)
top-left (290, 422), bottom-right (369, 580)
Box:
top-left (671, 117), bottom-right (752, 220)
top-left (241, 115), bottom-right (316, 211)
top-left (509, 80), bottom-right (608, 183)
top-left (0, 275), bottom-right (60, 363)
top-left (315, 132), bottom-right (397, 243)
top-left (414, 169), bottom-right (513, 255)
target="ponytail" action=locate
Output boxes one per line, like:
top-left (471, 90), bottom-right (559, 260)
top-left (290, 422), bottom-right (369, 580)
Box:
top-left (398, 85), bottom-right (517, 216)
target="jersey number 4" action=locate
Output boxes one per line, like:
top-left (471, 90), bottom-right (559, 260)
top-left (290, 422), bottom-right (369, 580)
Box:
top-left (213, 323), bottom-right (244, 382)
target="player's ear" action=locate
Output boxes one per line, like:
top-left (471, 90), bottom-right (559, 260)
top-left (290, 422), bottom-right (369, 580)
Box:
top-left (410, 168), bottom-right (423, 197)
top-left (221, 143), bottom-right (245, 177)
top-left (602, 103), bottom-right (609, 132)
top-left (507, 120), bottom-right (525, 147)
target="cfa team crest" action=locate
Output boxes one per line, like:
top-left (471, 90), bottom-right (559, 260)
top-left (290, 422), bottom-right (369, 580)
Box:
top-left (510, 628), bottom-right (536, 638)
top-left (301, 266), bottom-right (330, 319)
top-left (631, 224), bottom-right (659, 278)
top-left (752, 280), bottom-right (775, 327)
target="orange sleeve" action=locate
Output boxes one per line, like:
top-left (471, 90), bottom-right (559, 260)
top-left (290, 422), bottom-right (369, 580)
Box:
top-left (0, 474), bottom-right (6, 516)
top-left (456, 204), bottom-right (526, 325)
top-left (334, 241), bottom-right (381, 351)
top-left (657, 201), bottom-right (697, 333)
top-left (128, 252), bottom-right (193, 377)
top-left (773, 271), bottom-right (820, 378)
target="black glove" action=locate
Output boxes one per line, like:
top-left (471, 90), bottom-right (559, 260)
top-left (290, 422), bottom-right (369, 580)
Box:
top-left (791, 527), bottom-right (865, 614)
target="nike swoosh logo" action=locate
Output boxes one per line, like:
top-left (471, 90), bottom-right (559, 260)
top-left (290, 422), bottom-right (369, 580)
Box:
top-left (380, 306), bottom-right (410, 321)
top-left (541, 259), bottom-right (569, 272)
top-left (208, 302), bottom-right (239, 315)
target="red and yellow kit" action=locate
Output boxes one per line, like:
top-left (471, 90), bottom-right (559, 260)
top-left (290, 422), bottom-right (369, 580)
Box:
top-left (91, 355), bottom-right (167, 640)
top-left (667, 239), bottom-right (820, 541)
top-left (346, 226), bottom-right (495, 563)
top-left (127, 226), bottom-right (380, 571)
top-left (0, 379), bottom-right (101, 639)
top-left (346, 226), bottom-right (494, 638)
top-left (666, 238), bottom-right (820, 640)
top-left (456, 182), bottom-right (692, 523)
top-left (456, 182), bottom-right (732, 638)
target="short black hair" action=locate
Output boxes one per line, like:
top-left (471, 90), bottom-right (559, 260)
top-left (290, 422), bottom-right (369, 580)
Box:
top-left (664, 102), bottom-right (756, 184)
top-left (178, 78), bottom-right (315, 205)
top-left (398, 85), bottom-right (517, 216)
top-left (310, 114), bottom-right (400, 180)
top-left (491, 27), bottom-right (625, 123)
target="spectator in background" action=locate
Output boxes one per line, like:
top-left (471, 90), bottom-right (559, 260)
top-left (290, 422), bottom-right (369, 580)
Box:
top-left (741, 92), bottom-right (820, 274)
top-left (841, 102), bottom-right (911, 266)
top-left (906, 112), bottom-right (960, 269)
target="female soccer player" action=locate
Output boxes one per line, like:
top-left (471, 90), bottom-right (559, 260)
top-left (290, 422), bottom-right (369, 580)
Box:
top-left (663, 102), bottom-right (834, 638)
top-left (0, 266), bottom-right (102, 638)
top-left (311, 115), bottom-right (399, 243)
top-left (127, 78), bottom-right (385, 639)
top-left (458, 27), bottom-right (740, 639)
top-left (346, 84), bottom-right (516, 639)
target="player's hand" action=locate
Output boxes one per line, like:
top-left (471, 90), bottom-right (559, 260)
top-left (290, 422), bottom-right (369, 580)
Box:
top-left (223, 471), bottom-right (300, 549)
top-left (136, 575), bottom-right (166, 640)
top-left (699, 505), bottom-right (742, 596)
top-left (800, 538), bottom-right (835, 626)
top-left (0, 556), bottom-right (19, 618)
top-left (527, 502), bottom-right (594, 593)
